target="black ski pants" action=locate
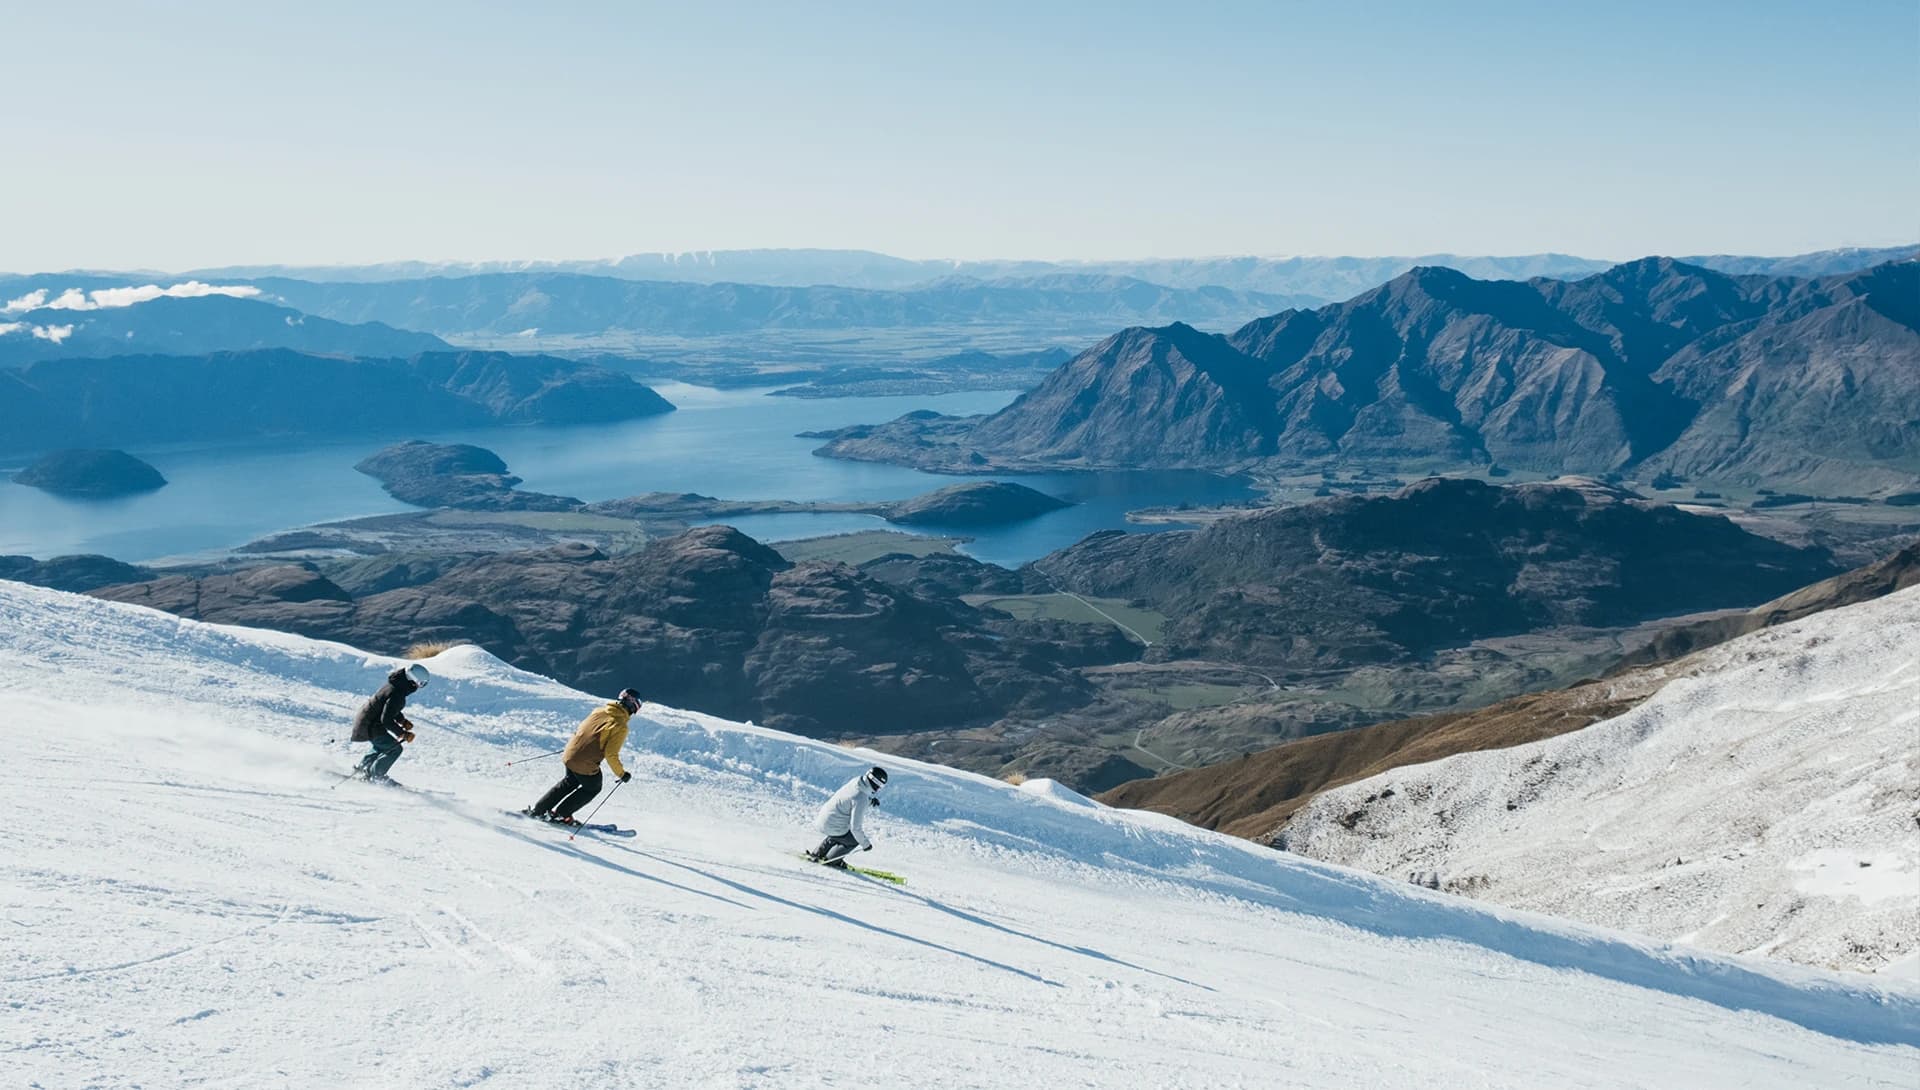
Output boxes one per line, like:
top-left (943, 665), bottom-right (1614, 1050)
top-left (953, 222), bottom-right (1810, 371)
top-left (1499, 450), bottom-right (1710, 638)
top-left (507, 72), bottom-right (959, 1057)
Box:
top-left (357, 734), bottom-right (404, 778)
top-left (532, 769), bottom-right (602, 819)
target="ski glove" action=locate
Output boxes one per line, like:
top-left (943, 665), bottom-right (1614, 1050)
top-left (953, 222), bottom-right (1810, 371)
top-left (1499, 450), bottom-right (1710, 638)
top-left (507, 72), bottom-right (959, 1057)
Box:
top-left (618, 771), bottom-right (632, 783)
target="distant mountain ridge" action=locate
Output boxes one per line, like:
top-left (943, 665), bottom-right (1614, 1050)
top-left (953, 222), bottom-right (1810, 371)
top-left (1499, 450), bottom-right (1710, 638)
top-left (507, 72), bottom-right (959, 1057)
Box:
top-left (814, 258), bottom-right (1920, 493)
top-left (165, 243), bottom-right (1919, 295)
top-left (246, 272), bottom-right (1317, 339)
top-left (0, 293), bottom-right (448, 366)
top-left (0, 349), bottom-right (673, 455)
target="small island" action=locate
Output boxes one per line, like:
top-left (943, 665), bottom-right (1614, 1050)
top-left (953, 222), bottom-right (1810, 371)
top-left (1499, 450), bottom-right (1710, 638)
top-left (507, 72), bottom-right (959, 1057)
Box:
top-left (13, 449), bottom-right (168, 498)
top-left (880, 481), bottom-right (1071, 526)
top-left (355, 441), bottom-right (582, 511)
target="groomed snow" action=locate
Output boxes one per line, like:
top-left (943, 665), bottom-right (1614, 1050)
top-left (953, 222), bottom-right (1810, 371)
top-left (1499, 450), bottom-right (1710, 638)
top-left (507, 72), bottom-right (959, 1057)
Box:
top-left (1285, 585), bottom-right (1920, 978)
top-left (2, 580), bottom-right (1916, 1089)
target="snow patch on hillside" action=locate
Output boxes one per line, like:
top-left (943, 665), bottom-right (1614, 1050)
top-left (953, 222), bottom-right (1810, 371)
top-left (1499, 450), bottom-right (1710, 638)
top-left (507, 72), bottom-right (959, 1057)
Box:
top-left (1284, 585), bottom-right (1920, 977)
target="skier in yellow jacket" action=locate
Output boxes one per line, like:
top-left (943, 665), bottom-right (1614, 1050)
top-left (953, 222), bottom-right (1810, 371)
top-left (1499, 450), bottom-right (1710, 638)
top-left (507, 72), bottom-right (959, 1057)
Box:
top-left (523, 688), bottom-right (640, 826)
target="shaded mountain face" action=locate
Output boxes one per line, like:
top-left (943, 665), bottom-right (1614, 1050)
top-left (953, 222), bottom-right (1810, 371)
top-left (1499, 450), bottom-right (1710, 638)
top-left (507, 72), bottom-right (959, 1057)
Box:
top-left (1094, 539), bottom-right (1918, 845)
top-left (0, 294), bottom-right (448, 366)
top-left (92, 527), bottom-right (1123, 736)
top-left (814, 260), bottom-right (1920, 493)
top-left (1031, 477), bottom-right (1839, 671)
top-left (967, 324), bottom-right (1281, 467)
top-left (0, 349), bottom-right (674, 453)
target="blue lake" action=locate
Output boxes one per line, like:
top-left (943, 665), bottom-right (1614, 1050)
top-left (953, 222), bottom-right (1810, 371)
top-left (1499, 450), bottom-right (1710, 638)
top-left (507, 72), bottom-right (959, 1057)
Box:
top-left (0, 383), bottom-right (1256, 568)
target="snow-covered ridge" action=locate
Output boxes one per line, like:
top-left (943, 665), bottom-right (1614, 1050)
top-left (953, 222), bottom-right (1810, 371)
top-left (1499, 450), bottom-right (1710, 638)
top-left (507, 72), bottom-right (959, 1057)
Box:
top-left (2, 580), bottom-right (1916, 1086)
top-left (1285, 585), bottom-right (1920, 976)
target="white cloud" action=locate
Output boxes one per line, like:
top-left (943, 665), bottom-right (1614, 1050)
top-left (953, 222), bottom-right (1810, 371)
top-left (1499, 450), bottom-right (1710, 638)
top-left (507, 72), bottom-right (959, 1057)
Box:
top-left (7, 281), bottom-right (261, 313)
top-left (0, 320), bottom-right (75, 342)
top-left (1, 289), bottom-right (48, 314)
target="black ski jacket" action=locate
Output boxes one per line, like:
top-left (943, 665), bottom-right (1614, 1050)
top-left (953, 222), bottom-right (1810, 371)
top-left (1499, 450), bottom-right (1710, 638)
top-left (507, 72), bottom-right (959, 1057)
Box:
top-left (350, 669), bottom-right (419, 743)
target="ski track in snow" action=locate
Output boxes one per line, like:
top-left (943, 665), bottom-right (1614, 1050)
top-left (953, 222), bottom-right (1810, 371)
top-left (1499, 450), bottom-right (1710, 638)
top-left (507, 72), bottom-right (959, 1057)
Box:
top-left (0, 580), bottom-right (1916, 1089)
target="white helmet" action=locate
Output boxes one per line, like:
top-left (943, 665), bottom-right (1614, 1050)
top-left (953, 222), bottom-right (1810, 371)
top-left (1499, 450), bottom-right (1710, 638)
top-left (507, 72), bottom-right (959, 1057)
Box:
top-left (404, 663), bottom-right (430, 688)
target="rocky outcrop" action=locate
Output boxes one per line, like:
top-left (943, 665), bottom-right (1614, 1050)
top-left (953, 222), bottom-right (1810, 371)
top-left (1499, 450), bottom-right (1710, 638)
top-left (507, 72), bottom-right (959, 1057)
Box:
top-left (813, 259), bottom-right (1920, 494)
top-left (857, 552), bottom-right (1031, 599)
top-left (13, 449), bottom-right (167, 498)
top-left (354, 441), bottom-right (581, 511)
top-left (1032, 477), bottom-right (1839, 671)
top-left (0, 554), bottom-right (154, 592)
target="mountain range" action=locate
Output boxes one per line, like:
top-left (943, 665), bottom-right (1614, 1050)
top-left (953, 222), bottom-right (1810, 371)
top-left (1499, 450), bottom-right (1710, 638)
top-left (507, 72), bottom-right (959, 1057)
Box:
top-left (159, 243), bottom-right (1919, 295)
top-left (245, 272), bottom-right (1317, 339)
top-left (814, 258), bottom-right (1920, 494)
top-left (0, 293), bottom-right (447, 366)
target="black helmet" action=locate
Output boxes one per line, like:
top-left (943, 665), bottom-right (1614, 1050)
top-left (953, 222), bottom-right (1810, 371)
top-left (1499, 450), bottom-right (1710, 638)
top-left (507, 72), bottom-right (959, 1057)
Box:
top-left (617, 688), bottom-right (642, 713)
top-left (862, 766), bottom-right (888, 791)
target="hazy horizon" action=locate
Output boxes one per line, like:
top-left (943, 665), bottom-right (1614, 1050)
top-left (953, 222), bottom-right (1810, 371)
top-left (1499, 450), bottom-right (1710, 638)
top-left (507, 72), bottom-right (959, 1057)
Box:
top-left (13, 240), bottom-right (1919, 282)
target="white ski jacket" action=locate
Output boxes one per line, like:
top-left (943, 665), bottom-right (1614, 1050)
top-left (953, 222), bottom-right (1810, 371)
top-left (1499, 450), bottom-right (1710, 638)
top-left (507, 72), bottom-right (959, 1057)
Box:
top-left (814, 776), bottom-right (877, 849)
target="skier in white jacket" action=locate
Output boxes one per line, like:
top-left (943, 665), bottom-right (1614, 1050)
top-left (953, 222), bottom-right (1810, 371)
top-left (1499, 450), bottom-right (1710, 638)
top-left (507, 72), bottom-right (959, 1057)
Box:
top-left (806, 766), bottom-right (888, 867)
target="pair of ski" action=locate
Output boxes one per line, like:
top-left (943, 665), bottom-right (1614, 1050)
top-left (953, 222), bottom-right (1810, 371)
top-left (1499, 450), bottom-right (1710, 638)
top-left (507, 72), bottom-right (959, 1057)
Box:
top-left (510, 808), bottom-right (637, 837)
top-left (799, 852), bottom-right (905, 885)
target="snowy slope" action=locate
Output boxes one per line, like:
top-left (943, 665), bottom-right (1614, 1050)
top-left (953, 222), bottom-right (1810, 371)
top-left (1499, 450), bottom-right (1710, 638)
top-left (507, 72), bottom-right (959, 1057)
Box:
top-left (1285, 586), bottom-right (1920, 977)
top-left (1, 580), bottom-right (1916, 1090)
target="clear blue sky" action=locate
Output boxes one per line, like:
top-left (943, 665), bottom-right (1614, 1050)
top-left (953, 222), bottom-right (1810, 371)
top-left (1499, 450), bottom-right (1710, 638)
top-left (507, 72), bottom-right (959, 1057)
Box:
top-left (7, 1), bottom-right (1916, 270)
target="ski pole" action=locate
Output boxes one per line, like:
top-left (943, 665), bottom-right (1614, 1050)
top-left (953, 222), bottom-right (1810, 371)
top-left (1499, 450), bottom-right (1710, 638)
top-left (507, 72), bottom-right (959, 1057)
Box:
top-left (505, 747), bottom-right (566, 767)
top-left (571, 778), bottom-right (623, 841)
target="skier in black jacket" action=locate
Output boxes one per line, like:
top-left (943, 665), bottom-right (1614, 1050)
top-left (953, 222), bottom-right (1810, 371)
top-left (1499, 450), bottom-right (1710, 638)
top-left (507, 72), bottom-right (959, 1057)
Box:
top-left (351, 664), bottom-right (428, 781)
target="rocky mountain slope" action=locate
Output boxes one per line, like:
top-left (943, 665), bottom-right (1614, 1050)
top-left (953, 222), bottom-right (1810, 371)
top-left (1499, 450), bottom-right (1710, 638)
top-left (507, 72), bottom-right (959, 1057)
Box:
top-left (1280, 585), bottom-right (1920, 975)
top-left (92, 527), bottom-right (1135, 736)
top-left (1097, 540), bottom-right (1917, 842)
top-left (1031, 476), bottom-right (1837, 671)
top-left (813, 259), bottom-right (1920, 493)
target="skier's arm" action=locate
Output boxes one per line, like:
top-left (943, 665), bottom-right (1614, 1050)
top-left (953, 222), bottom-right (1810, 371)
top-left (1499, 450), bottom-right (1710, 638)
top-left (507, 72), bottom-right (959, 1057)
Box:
top-left (849, 794), bottom-right (872, 849)
top-left (602, 718), bottom-right (629, 780)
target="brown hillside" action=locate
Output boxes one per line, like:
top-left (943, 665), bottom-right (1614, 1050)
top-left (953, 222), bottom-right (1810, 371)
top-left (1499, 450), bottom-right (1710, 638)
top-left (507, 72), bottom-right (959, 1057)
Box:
top-left (1098, 674), bottom-right (1661, 841)
top-left (1098, 539), bottom-right (1919, 842)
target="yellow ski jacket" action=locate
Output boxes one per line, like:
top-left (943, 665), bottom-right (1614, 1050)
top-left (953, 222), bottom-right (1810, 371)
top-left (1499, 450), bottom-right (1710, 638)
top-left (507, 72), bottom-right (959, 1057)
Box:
top-left (562, 701), bottom-right (630, 779)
